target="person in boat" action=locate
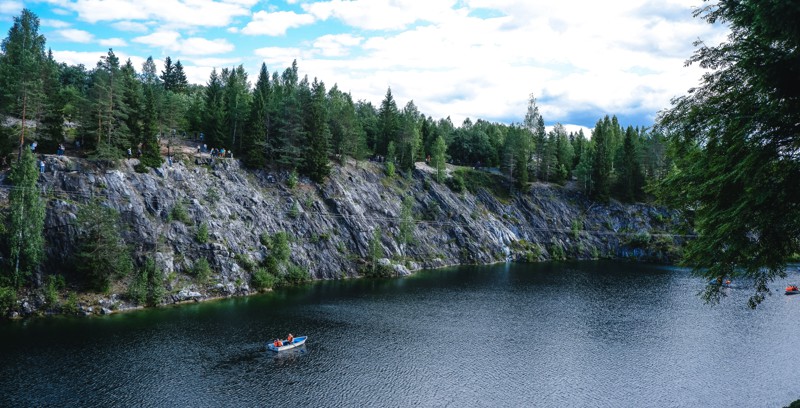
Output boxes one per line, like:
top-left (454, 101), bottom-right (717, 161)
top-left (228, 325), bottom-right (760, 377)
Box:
top-left (273, 339), bottom-right (283, 347)
top-left (287, 333), bottom-right (294, 343)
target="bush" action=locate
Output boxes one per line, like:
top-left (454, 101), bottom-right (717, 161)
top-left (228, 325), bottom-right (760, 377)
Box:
top-left (271, 232), bottom-right (291, 263)
top-left (192, 258), bottom-right (212, 282)
top-left (44, 275), bottom-right (65, 307)
top-left (287, 169), bottom-right (298, 189)
top-left (196, 223), bottom-right (209, 243)
top-left (288, 202), bottom-right (299, 219)
top-left (571, 219), bottom-right (582, 239)
top-left (386, 161), bottom-right (395, 178)
top-left (251, 267), bottom-right (278, 290)
top-left (283, 264), bottom-right (311, 285)
top-left (133, 163), bottom-right (149, 173)
top-left (550, 242), bottom-right (566, 261)
top-left (235, 253), bottom-right (256, 272)
top-left (127, 269), bottom-right (148, 305)
top-left (445, 173), bottom-right (466, 192)
top-left (62, 292), bottom-right (79, 315)
top-left (259, 232), bottom-right (270, 247)
top-left (0, 286), bottom-right (17, 315)
top-left (171, 202), bottom-right (191, 225)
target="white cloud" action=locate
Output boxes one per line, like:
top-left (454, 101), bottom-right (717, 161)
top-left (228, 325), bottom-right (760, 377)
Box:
top-left (99, 37), bottom-right (128, 47)
top-left (133, 30), bottom-right (181, 47)
top-left (181, 37), bottom-right (234, 55)
top-left (183, 57), bottom-right (241, 67)
top-left (57, 28), bottom-right (94, 43)
top-left (275, 0), bottom-right (726, 127)
top-left (112, 21), bottom-right (149, 32)
top-left (52, 49), bottom-right (146, 69)
top-left (254, 46), bottom-right (308, 68)
top-left (241, 10), bottom-right (315, 36)
top-left (40, 18), bottom-right (71, 28)
top-left (312, 34), bottom-right (362, 57)
top-left (0, 1), bottom-right (23, 16)
top-left (303, 0), bottom-right (460, 31)
top-left (133, 31), bottom-right (234, 57)
top-left (64, 0), bottom-right (251, 28)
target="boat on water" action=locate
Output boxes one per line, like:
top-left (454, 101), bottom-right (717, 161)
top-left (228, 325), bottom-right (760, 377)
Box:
top-left (267, 336), bottom-right (307, 352)
top-left (786, 285), bottom-right (799, 295)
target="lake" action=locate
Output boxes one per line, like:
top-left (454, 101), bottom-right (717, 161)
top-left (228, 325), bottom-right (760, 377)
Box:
top-left (1, 261), bottom-right (798, 407)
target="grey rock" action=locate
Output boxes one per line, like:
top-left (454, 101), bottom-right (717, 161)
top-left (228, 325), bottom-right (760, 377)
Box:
top-left (18, 156), bottom-right (681, 316)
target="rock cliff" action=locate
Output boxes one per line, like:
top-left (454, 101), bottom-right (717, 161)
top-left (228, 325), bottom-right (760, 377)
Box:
top-left (0, 153), bottom-right (683, 315)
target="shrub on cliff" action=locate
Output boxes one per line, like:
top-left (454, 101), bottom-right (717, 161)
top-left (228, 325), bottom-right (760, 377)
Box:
top-left (251, 267), bottom-right (277, 290)
top-left (0, 286), bottom-right (16, 315)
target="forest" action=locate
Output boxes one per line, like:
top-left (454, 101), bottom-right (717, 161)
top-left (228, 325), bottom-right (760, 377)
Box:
top-left (0, 9), bottom-right (670, 203)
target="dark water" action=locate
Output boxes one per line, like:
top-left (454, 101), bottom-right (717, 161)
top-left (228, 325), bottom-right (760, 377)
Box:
top-left (1, 261), bottom-right (799, 407)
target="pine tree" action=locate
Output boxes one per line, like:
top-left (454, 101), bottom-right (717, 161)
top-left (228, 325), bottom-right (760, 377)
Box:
top-left (5, 148), bottom-right (45, 287)
top-left (172, 60), bottom-right (188, 94)
top-left (223, 65), bottom-right (250, 153)
top-left (615, 126), bottom-right (644, 202)
top-left (377, 87), bottom-right (399, 155)
top-left (243, 64), bottom-right (270, 168)
top-left (202, 68), bottom-right (226, 147)
top-left (160, 56), bottom-right (174, 92)
top-left (0, 9), bottom-right (47, 157)
top-left (397, 100), bottom-right (421, 171)
top-left (302, 78), bottom-right (330, 182)
top-left (590, 119), bottom-right (612, 201)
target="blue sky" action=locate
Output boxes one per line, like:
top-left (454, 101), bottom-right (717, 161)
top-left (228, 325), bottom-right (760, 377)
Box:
top-left (0, 0), bottom-right (727, 131)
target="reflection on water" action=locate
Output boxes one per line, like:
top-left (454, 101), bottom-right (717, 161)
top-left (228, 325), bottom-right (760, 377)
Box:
top-left (1, 261), bottom-right (799, 407)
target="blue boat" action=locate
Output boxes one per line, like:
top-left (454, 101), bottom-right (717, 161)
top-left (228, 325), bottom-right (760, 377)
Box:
top-left (267, 336), bottom-right (307, 352)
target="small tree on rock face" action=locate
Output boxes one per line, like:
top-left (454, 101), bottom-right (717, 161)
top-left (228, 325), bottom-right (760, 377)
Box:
top-left (368, 227), bottom-right (384, 275)
top-left (430, 135), bottom-right (447, 183)
top-left (74, 200), bottom-right (133, 292)
top-left (397, 195), bottom-right (415, 258)
top-left (5, 148), bottom-right (45, 287)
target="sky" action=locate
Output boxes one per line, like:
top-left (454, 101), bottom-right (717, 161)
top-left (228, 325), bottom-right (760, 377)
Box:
top-left (0, 0), bottom-right (728, 131)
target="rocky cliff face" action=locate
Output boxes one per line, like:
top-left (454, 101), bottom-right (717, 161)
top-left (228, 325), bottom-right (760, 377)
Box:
top-left (0, 154), bottom-right (683, 315)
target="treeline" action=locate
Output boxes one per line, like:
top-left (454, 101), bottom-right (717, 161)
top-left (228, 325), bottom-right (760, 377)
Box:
top-left (0, 9), bottom-right (670, 201)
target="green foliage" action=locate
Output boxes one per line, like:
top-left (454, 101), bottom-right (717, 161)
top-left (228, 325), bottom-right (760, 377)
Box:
top-left (251, 267), bottom-right (277, 290)
top-left (170, 202), bottom-right (191, 225)
top-left (196, 223), bottom-right (209, 243)
top-left (234, 253), bottom-right (256, 272)
top-left (43, 274), bottom-right (64, 307)
top-left (127, 268), bottom-right (148, 305)
top-left (5, 148), bottom-right (46, 287)
top-left (367, 228), bottom-right (385, 276)
top-left (397, 195), bottom-right (415, 251)
top-left (192, 258), bottom-right (212, 282)
top-left (571, 219), bottom-right (582, 239)
top-left (74, 200), bottom-right (133, 292)
top-left (283, 264), bottom-right (310, 285)
top-left (137, 257), bottom-right (165, 307)
top-left (445, 172), bottom-right (466, 192)
top-left (287, 169), bottom-right (298, 189)
top-left (270, 232), bottom-right (291, 263)
top-left (62, 292), bottom-right (78, 315)
top-left (0, 286), bottom-right (17, 315)
top-left (206, 187), bottom-right (220, 204)
top-left (288, 202), bottom-right (299, 219)
top-left (656, 1), bottom-right (800, 307)
top-left (385, 161), bottom-right (395, 178)
top-left (454, 169), bottom-right (510, 201)
top-left (259, 232), bottom-right (270, 247)
top-left (550, 242), bottom-right (566, 261)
